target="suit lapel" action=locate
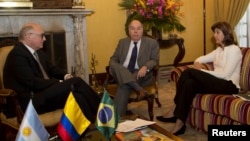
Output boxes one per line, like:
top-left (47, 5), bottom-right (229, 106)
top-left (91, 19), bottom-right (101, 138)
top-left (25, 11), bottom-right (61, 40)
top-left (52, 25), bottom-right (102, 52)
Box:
top-left (20, 44), bottom-right (45, 77)
top-left (137, 37), bottom-right (146, 61)
top-left (121, 38), bottom-right (131, 63)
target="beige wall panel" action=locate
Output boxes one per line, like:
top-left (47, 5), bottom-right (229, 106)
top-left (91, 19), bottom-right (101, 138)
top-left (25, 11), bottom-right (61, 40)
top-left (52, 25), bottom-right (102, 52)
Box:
top-left (205, 0), bottom-right (217, 54)
top-left (178, 0), bottom-right (204, 63)
top-left (85, 0), bottom-right (127, 73)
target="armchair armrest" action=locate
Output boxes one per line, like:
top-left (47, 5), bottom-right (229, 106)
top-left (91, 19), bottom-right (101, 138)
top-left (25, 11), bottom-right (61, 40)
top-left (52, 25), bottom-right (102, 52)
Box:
top-left (0, 89), bottom-right (23, 123)
top-left (170, 63), bottom-right (214, 86)
top-left (0, 89), bottom-right (16, 97)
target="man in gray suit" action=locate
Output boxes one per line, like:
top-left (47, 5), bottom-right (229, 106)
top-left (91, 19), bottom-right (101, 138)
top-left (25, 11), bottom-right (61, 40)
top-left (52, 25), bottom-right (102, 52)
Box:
top-left (109, 19), bottom-right (159, 116)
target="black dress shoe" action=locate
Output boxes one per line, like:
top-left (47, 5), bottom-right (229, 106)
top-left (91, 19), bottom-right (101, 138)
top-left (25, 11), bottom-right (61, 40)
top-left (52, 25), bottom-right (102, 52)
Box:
top-left (156, 116), bottom-right (177, 122)
top-left (173, 124), bottom-right (186, 136)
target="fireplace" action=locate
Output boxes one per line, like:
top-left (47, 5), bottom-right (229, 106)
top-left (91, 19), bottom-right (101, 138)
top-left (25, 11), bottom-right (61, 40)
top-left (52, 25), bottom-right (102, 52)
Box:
top-left (44, 32), bottom-right (67, 72)
top-left (0, 9), bottom-right (93, 83)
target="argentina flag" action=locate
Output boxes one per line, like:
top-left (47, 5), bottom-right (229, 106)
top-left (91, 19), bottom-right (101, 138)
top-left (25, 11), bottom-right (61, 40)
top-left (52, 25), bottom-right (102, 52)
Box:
top-left (15, 100), bottom-right (49, 141)
top-left (96, 89), bottom-right (119, 140)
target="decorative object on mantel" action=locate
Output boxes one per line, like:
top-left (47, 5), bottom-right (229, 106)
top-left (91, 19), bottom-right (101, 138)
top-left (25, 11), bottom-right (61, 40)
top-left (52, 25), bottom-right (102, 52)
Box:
top-left (0, 0), bottom-right (33, 8)
top-left (72, 0), bottom-right (85, 9)
top-left (31, 0), bottom-right (72, 9)
top-left (90, 53), bottom-right (97, 86)
top-left (168, 33), bottom-right (178, 39)
top-left (90, 53), bottom-right (103, 95)
top-left (119, 0), bottom-right (186, 40)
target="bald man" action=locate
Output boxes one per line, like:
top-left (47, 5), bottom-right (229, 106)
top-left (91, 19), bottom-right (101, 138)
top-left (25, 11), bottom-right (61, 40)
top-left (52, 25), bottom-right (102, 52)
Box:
top-left (3, 23), bottom-right (100, 123)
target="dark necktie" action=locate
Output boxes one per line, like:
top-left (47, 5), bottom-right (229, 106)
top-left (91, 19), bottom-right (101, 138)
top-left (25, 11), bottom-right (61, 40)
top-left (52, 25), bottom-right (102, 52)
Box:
top-left (34, 52), bottom-right (49, 79)
top-left (127, 42), bottom-right (138, 73)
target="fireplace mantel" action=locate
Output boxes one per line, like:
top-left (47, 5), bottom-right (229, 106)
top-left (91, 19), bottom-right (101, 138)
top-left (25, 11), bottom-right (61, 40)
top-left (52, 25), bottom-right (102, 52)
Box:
top-left (0, 9), bottom-right (94, 83)
top-left (0, 9), bottom-right (93, 16)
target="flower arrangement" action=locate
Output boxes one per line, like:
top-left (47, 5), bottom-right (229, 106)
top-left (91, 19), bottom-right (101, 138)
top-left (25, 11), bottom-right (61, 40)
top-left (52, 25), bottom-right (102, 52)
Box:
top-left (119, 0), bottom-right (186, 35)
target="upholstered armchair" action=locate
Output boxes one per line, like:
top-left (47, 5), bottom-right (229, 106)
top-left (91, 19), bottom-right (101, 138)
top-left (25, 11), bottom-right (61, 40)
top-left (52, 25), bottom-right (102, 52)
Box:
top-left (104, 66), bottom-right (161, 121)
top-left (0, 46), bottom-right (63, 140)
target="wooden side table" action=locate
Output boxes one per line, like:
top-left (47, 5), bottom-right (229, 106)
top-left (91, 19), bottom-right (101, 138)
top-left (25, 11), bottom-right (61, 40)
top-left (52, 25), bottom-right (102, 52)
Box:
top-left (158, 38), bottom-right (185, 66)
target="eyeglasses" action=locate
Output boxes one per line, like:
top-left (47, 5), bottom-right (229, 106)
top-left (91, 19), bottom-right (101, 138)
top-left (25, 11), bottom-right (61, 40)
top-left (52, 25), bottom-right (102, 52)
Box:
top-left (29, 33), bottom-right (46, 39)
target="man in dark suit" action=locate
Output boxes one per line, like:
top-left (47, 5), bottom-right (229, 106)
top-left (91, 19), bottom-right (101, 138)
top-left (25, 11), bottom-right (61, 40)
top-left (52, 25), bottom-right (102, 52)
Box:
top-left (3, 23), bottom-right (100, 123)
top-left (109, 19), bottom-right (159, 116)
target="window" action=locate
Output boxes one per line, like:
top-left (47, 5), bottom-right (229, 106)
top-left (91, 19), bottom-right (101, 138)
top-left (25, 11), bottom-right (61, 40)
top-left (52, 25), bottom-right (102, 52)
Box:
top-left (235, 4), bottom-right (250, 47)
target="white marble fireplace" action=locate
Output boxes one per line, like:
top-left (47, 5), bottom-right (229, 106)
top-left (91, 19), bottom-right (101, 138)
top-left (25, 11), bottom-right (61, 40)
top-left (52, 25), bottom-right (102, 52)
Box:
top-left (0, 9), bottom-right (93, 83)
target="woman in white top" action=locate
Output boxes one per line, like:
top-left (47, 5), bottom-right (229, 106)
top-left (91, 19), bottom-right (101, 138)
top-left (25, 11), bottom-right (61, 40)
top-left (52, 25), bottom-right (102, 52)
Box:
top-left (156, 21), bottom-right (242, 135)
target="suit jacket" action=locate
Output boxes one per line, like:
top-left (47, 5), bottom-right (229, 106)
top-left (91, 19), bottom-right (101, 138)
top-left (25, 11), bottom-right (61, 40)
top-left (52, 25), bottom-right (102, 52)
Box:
top-left (3, 42), bottom-right (66, 107)
top-left (3, 42), bottom-right (101, 120)
top-left (109, 36), bottom-right (159, 85)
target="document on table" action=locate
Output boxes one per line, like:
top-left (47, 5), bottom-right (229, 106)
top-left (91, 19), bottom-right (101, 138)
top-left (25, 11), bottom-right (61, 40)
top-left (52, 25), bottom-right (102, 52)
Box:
top-left (233, 93), bottom-right (250, 101)
top-left (116, 118), bottom-right (156, 132)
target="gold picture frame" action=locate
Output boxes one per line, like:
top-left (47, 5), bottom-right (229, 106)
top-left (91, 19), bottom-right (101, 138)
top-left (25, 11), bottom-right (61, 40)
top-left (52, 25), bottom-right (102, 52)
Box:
top-left (0, 0), bottom-right (33, 8)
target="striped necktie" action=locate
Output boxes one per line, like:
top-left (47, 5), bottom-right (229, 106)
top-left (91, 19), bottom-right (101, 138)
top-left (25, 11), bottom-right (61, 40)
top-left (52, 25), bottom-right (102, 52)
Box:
top-left (127, 42), bottom-right (138, 73)
top-left (34, 52), bottom-right (49, 79)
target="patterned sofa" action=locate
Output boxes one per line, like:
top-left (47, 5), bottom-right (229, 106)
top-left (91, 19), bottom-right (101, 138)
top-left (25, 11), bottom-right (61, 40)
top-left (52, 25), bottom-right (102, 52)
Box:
top-left (170, 47), bottom-right (250, 133)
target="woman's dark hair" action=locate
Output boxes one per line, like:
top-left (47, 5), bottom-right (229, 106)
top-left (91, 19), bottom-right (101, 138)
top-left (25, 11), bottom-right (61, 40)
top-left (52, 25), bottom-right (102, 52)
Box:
top-left (211, 21), bottom-right (236, 46)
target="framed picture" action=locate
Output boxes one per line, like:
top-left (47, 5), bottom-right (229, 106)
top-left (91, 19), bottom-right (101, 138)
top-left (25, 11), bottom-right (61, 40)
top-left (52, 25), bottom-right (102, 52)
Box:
top-left (31, 0), bottom-right (73, 9)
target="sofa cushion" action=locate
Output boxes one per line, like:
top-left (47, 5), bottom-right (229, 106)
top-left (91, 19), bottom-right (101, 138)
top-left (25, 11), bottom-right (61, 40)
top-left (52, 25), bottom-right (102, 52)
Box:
top-left (239, 48), bottom-right (250, 91)
top-left (192, 94), bottom-right (250, 124)
top-left (170, 63), bottom-right (214, 85)
top-left (188, 108), bottom-right (243, 132)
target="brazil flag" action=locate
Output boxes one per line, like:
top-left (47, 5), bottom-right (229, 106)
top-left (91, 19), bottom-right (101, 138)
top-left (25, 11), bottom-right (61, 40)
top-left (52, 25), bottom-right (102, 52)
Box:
top-left (96, 90), bottom-right (120, 140)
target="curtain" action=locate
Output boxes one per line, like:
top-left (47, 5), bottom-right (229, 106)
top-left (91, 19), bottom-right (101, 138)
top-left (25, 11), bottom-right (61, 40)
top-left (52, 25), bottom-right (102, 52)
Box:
top-left (214, 0), bottom-right (249, 27)
top-left (214, 0), bottom-right (250, 43)
top-left (235, 5), bottom-right (249, 47)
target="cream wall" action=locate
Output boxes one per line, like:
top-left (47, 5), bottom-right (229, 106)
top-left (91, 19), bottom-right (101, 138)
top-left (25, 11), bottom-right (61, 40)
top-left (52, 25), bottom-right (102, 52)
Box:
top-left (85, 0), bottom-right (215, 73)
top-left (205, 0), bottom-right (217, 53)
top-left (85, 0), bottom-right (127, 74)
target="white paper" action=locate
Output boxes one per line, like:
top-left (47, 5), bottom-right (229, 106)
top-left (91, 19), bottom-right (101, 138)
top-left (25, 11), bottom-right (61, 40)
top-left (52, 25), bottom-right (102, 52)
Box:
top-left (116, 118), bottom-right (156, 132)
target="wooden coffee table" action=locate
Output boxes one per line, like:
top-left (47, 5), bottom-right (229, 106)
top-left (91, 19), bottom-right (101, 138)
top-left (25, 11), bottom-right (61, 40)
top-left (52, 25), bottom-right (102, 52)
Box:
top-left (81, 113), bottom-right (183, 141)
top-left (147, 122), bottom-right (183, 141)
top-left (114, 114), bottom-right (183, 141)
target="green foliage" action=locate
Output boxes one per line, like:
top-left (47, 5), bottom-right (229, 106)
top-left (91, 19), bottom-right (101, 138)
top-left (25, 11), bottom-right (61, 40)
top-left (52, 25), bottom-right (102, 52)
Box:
top-left (119, 0), bottom-right (186, 35)
top-left (118, 0), bottom-right (135, 10)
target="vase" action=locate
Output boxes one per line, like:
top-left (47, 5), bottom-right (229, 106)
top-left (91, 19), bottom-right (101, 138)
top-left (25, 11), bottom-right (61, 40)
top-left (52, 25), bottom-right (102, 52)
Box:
top-left (151, 27), bottom-right (162, 40)
top-left (168, 33), bottom-right (178, 39)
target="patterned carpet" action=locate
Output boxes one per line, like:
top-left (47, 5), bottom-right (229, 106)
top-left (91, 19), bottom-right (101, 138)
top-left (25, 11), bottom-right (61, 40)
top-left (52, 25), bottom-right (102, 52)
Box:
top-left (128, 80), bottom-right (208, 141)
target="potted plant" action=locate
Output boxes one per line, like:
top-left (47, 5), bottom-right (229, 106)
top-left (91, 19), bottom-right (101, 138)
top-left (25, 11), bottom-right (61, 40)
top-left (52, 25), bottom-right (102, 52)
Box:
top-left (119, 0), bottom-right (186, 39)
